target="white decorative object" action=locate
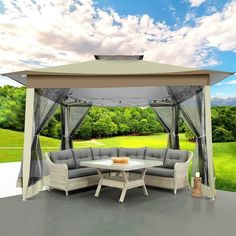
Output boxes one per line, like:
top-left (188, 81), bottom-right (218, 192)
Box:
top-left (196, 172), bottom-right (200, 178)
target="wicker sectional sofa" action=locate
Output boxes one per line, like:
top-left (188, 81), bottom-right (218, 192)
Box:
top-left (45, 147), bottom-right (192, 196)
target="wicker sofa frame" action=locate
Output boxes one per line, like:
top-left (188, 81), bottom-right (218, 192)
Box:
top-left (45, 147), bottom-right (192, 196)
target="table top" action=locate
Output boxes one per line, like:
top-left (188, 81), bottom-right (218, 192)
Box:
top-left (80, 159), bottom-right (163, 171)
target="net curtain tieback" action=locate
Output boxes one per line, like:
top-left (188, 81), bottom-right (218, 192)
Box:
top-left (196, 135), bottom-right (206, 141)
top-left (62, 135), bottom-right (73, 141)
top-left (33, 134), bottom-right (40, 144)
top-left (31, 134), bottom-right (40, 154)
top-left (61, 134), bottom-right (74, 150)
top-left (195, 135), bottom-right (207, 150)
top-left (171, 132), bottom-right (178, 138)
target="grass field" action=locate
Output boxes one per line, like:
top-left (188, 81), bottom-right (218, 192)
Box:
top-left (0, 128), bottom-right (235, 192)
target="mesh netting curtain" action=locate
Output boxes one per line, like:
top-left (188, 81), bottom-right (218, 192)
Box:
top-left (179, 88), bottom-right (215, 197)
top-left (151, 105), bottom-right (180, 149)
top-left (180, 90), bottom-right (208, 183)
top-left (18, 89), bottom-right (68, 197)
top-left (61, 104), bottom-right (91, 150)
top-left (151, 86), bottom-right (215, 197)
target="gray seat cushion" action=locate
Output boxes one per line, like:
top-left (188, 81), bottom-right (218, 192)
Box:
top-left (68, 168), bottom-right (97, 179)
top-left (146, 167), bottom-right (174, 177)
top-left (68, 168), bottom-right (109, 179)
top-left (163, 149), bottom-right (189, 169)
top-left (118, 147), bottom-right (146, 159)
top-left (91, 148), bottom-right (118, 160)
top-left (50, 149), bottom-right (76, 169)
top-left (72, 148), bottom-right (93, 167)
top-left (129, 169), bottom-right (143, 174)
top-left (130, 167), bottom-right (174, 178)
top-left (145, 148), bottom-right (167, 161)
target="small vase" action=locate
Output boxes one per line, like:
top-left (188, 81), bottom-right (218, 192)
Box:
top-left (192, 177), bottom-right (203, 198)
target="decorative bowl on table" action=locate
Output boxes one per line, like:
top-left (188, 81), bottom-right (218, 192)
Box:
top-left (111, 157), bottom-right (129, 164)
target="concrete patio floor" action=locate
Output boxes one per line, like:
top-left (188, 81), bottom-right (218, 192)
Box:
top-left (0, 187), bottom-right (235, 236)
top-left (0, 162), bottom-right (21, 198)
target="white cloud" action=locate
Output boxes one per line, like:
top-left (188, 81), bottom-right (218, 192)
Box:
top-left (0, 76), bottom-right (22, 87)
top-left (0, 0), bottom-right (236, 84)
top-left (184, 12), bottom-right (196, 22)
top-left (188, 0), bottom-right (207, 7)
top-left (217, 79), bottom-right (236, 86)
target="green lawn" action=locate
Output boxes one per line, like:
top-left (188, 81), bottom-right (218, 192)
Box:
top-left (0, 128), bottom-right (235, 192)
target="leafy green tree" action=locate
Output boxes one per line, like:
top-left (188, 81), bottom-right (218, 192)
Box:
top-left (0, 86), bottom-right (25, 131)
top-left (93, 115), bottom-right (117, 138)
top-left (139, 119), bottom-right (149, 134)
top-left (185, 126), bottom-right (195, 142)
top-left (76, 116), bottom-right (93, 139)
top-left (1, 86), bottom-right (236, 142)
top-left (212, 106), bottom-right (236, 142)
top-left (118, 123), bottom-right (130, 135)
top-left (212, 127), bottom-right (234, 142)
top-left (41, 116), bottom-right (60, 139)
top-left (178, 118), bottom-right (186, 133)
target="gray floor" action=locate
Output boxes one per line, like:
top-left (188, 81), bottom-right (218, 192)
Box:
top-left (0, 187), bottom-right (236, 236)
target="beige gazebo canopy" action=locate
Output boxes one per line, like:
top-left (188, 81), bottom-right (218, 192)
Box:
top-left (2, 55), bottom-right (233, 200)
top-left (4, 55), bottom-right (231, 88)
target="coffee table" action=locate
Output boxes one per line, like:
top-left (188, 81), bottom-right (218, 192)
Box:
top-left (80, 159), bottom-right (163, 203)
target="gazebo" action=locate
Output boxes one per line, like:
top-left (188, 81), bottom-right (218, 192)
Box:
top-left (2, 55), bottom-right (233, 200)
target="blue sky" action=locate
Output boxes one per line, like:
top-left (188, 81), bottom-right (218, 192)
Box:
top-left (0, 0), bottom-right (235, 97)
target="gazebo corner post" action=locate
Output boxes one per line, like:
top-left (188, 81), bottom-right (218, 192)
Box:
top-left (22, 88), bottom-right (35, 201)
top-left (203, 85), bottom-right (216, 199)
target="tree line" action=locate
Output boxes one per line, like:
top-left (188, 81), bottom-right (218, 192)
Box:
top-left (0, 86), bottom-right (235, 142)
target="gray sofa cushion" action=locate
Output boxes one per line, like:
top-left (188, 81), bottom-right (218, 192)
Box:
top-left (129, 169), bottom-right (143, 174)
top-left (146, 167), bottom-right (174, 177)
top-left (72, 148), bottom-right (93, 167)
top-left (50, 149), bottom-right (76, 169)
top-left (68, 168), bottom-right (97, 179)
top-left (130, 167), bottom-right (174, 177)
top-left (91, 148), bottom-right (118, 160)
top-left (118, 147), bottom-right (146, 159)
top-left (93, 156), bottom-right (112, 160)
top-left (163, 149), bottom-right (189, 169)
top-left (68, 168), bottom-right (109, 179)
top-left (145, 148), bottom-right (167, 161)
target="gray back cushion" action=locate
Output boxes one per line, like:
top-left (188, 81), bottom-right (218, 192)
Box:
top-left (72, 148), bottom-right (93, 167)
top-left (163, 149), bottom-right (189, 169)
top-left (50, 149), bottom-right (76, 169)
top-left (118, 147), bottom-right (146, 159)
top-left (91, 148), bottom-right (118, 160)
top-left (145, 148), bottom-right (167, 161)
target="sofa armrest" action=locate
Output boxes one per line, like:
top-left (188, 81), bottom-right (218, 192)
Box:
top-left (45, 152), bottom-right (68, 179)
top-left (174, 151), bottom-right (193, 176)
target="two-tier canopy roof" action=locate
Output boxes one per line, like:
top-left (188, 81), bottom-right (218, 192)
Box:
top-left (2, 55), bottom-right (233, 107)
